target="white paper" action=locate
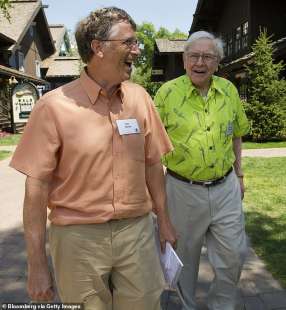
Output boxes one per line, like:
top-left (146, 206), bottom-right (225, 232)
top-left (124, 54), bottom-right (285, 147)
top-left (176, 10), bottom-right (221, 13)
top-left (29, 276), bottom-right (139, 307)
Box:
top-left (154, 219), bottom-right (183, 288)
top-left (116, 119), bottom-right (140, 135)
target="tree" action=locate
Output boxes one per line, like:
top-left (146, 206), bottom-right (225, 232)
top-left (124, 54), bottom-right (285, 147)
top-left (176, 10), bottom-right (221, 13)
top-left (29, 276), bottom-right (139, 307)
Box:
top-left (0, 0), bottom-right (12, 21)
top-left (244, 29), bottom-right (286, 141)
top-left (132, 22), bottom-right (187, 97)
top-left (135, 22), bottom-right (157, 72)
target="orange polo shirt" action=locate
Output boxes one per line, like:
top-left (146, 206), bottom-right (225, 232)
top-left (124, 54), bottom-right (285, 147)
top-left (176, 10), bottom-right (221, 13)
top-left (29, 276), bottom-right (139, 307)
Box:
top-left (10, 70), bottom-right (172, 225)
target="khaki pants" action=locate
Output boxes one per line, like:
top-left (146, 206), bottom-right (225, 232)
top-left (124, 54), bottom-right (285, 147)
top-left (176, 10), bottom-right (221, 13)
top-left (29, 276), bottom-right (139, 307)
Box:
top-left (166, 170), bottom-right (247, 310)
top-left (49, 214), bottom-right (165, 310)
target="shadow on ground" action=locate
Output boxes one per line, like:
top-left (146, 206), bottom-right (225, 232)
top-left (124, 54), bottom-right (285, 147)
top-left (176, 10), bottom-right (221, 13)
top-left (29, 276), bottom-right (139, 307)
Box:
top-left (245, 210), bottom-right (286, 289)
top-left (0, 226), bottom-right (29, 302)
top-left (0, 226), bottom-right (56, 302)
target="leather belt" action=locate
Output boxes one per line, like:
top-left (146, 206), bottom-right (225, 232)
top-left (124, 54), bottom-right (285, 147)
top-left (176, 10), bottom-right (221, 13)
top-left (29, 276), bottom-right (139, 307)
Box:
top-left (167, 167), bottom-right (233, 187)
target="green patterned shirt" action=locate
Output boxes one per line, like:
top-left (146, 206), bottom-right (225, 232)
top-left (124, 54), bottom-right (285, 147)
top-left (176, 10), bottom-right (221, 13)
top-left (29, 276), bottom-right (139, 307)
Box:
top-left (154, 74), bottom-right (249, 181)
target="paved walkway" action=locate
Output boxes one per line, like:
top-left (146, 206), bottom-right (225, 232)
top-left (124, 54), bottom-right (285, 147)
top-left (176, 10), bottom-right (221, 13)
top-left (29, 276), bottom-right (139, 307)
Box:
top-left (0, 147), bottom-right (286, 308)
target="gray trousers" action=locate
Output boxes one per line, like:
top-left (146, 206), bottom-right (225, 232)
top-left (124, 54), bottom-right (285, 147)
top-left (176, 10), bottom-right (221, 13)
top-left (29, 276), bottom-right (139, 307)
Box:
top-left (166, 170), bottom-right (247, 310)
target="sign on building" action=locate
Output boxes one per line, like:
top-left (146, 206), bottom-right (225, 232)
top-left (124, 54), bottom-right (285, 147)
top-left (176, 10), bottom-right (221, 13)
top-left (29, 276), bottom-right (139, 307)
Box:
top-left (12, 82), bottom-right (39, 123)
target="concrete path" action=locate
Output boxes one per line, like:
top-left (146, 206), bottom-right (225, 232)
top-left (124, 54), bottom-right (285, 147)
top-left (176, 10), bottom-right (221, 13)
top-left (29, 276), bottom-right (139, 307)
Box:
top-left (0, 148), bottom-right (286, 308)
top-left (242, 147), bottom-right (286, 157)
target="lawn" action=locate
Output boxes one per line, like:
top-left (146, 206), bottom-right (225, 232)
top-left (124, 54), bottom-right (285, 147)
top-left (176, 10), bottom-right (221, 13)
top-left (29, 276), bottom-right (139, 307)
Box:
top-left (0, 150), bottom-right (12, 160)
top-left (0, 134), bottom-right (21, 146)
top-left (243, 157), bottom-right (286, 288)
top-left (243, 141), bottom-right (286, 149)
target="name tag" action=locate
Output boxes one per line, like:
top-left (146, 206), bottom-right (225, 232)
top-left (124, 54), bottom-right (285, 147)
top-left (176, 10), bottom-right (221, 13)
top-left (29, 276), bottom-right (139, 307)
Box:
top-left (116, 119), bottom-right (140, 135)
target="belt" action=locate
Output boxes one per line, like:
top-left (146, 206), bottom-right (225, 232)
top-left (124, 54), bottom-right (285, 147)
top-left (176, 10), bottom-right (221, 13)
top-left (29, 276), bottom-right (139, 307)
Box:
top-left (167, 167), bottom-right (233, 187)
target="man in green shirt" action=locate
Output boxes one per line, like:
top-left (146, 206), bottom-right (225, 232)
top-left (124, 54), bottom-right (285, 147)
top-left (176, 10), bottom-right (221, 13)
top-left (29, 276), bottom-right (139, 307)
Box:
top-left (155, 31), bottom-right (249, 310)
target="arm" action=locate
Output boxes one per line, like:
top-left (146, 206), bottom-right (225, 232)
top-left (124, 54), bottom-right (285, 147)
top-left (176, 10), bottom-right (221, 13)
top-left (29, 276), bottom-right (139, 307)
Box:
top-left (232, 137), bottom-right (245, 200)
top-left (23, 176), bottom-right (54, 301)
top-left (146, 162), bottom-right (177, 251)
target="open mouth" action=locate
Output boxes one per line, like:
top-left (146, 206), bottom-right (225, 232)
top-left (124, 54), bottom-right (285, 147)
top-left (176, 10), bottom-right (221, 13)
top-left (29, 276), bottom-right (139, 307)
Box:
top-left (193, 69), bottom-right (206, 74)
top-left (124, 61), bottom-right (132, 69)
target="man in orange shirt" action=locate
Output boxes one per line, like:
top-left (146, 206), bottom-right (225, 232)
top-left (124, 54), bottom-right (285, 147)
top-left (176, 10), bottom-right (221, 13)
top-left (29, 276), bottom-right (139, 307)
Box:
top-left (10, 7), bottom-right (176, 310)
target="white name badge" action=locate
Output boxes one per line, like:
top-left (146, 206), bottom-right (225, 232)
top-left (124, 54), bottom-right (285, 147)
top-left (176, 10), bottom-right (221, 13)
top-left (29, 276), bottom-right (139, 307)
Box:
top-left (116, 119), bottom-right (141, 135)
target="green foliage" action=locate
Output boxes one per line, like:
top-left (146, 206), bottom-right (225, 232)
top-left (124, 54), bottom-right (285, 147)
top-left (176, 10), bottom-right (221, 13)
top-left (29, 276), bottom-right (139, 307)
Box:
top-left (0, 150), bottom-right (11, 160)
top-left (135, 22), bottom-right (157, 71)
top-left (132, 67), bottom-right (163, 98)
top-left (0, 0), bottom-right (12, 21)
top-left (133, 22), bottom-right (187, 97)
top-left (245, 30), bottom-right (286, 141)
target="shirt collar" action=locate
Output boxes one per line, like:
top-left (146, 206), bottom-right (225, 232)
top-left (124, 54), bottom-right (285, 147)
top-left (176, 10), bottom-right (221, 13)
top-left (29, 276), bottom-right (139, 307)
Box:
top-left (184, 74), bottom-right (225, 96)
top-left (209, 75), bottom-right (225, 95)
top-left (79, 68), bottom-right (123, 104)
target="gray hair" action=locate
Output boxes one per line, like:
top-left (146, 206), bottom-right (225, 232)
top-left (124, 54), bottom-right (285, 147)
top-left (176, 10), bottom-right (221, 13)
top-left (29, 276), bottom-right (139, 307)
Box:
top-left (184, 31), bottom-right (224, 60)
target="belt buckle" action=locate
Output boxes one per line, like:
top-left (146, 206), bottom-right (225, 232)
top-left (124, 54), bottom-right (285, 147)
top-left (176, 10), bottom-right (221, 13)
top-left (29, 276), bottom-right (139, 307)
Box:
top-left (203, 181), bottom-right (213, 186)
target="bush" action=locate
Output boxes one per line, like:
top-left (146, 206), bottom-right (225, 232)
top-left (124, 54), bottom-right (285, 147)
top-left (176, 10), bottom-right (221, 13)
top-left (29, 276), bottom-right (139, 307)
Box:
top-left (244, 100), bottom-right (284, 141)
top-left (245, 30), bottom-right (286, 141)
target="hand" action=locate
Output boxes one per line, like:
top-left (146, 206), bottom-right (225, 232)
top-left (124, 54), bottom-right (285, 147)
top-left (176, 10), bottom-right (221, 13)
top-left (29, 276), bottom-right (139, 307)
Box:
top-left (238, 176), bottom-right (245, 200)
top-left (27, 265), bottom-right (54, 301)
top-left (158, 217), bottom-right (178, 253)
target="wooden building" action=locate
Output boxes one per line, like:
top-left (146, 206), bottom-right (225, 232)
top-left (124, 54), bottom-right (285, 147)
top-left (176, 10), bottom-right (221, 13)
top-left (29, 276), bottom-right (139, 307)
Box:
top-left (0, 1), bottom-right (80, 132)
top-left (0, 0), bottom-right (55, 132)
top-left (191, 0), bottom-right (286, 94)
top-left (42, 24), bottom-right (80, 89)
top-left (151, 0), bottom-right (286, 93)
top-left (151, 39), bottom-right (186, 82)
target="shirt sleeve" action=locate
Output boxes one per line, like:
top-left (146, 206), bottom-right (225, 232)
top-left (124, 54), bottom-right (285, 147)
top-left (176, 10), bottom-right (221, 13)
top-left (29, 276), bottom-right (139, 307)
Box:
top-left (231, 85), bottom-right (250, 137)
top-left (154, 86), bottom-right (166, 123)
top-left (9, 99), bottom-right (61, 181)
top-left (144, 91), bottom-right (173, 165)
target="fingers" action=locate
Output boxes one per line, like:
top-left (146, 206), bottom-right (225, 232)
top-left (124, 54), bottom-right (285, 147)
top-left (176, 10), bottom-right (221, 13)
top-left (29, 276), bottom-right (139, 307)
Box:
top-left (29, 286), bottom-right (54, 302)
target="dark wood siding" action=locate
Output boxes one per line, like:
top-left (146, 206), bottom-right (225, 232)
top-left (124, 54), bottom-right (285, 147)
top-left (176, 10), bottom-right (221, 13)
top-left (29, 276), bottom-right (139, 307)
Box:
top-left (217, 0), bottom-right (249, 33)
top-left (20, 26), bottom-right (52, 77)
top-left (251, 0), bottom-right (286, 43)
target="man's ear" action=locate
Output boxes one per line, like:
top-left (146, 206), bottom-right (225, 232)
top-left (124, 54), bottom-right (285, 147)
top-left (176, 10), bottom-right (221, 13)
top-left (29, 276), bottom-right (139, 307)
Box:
top-left (90, 40), bottom-right (104, 58)
top-left (182, 53), bottom-right (187, 70)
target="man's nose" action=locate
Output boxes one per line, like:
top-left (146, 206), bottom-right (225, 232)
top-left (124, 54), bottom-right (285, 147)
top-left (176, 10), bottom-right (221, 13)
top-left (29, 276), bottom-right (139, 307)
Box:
top-left (131, 44), bottom-right (140, 57)
top-left (196, 55), bottom-right (204, 65)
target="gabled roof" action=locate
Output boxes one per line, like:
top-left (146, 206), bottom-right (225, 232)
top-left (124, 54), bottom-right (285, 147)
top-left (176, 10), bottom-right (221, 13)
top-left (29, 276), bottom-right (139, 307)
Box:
top-left (45, 57), bottom-right (81, 78)
top-left (190, 0), bottom-right (225, 33)
top-left (49, 24), bottom-right (67, 53)
top-left (41, 24), bottom-right (71, 68)
top-left (0, 0), bottom-right (54, 54)
top-left (155, 39), bottom-right (187, 53)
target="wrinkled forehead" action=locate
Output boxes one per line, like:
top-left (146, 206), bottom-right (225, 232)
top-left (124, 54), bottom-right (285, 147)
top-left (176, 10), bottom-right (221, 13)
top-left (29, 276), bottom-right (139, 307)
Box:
top-left (107, 21), bottom-right (133, 39)
top-left (188, 38), bottom-right (217, 54)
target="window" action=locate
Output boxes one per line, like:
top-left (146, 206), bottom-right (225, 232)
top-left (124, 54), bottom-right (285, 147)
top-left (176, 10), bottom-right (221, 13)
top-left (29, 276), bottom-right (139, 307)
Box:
top-left (239, 83), bottom-right (248, 101)
top-left (35, 60), bottom-right (41, 78)
top-left (228, 35), bottom-right (233, 57)
top-left (29, 26), bottom-right (34, 37)
top-left (18, 51), bottom-right (24, 72)
top-left (242, 21), bottom-right (249, 49)
top-left (235, 26), bottom-right (241, 53)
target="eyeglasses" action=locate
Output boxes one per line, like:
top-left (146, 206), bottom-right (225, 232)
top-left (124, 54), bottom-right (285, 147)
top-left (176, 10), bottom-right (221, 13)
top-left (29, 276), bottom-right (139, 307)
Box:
top-left (100, 38), bottom-right (139, 49)
top-left (187, 53), bottom-right (218, 64)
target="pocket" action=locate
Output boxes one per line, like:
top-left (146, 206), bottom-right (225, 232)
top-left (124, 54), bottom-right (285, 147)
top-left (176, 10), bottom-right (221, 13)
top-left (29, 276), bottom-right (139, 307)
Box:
top-left (122, 133), bottom-right (145, 162)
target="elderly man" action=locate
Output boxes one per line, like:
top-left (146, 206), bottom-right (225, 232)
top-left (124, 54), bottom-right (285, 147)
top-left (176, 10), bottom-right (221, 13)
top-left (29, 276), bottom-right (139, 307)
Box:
top-left (154, 31), bottom-right (249, 310)
top-left (10, 7), bottom-right (176, 310)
